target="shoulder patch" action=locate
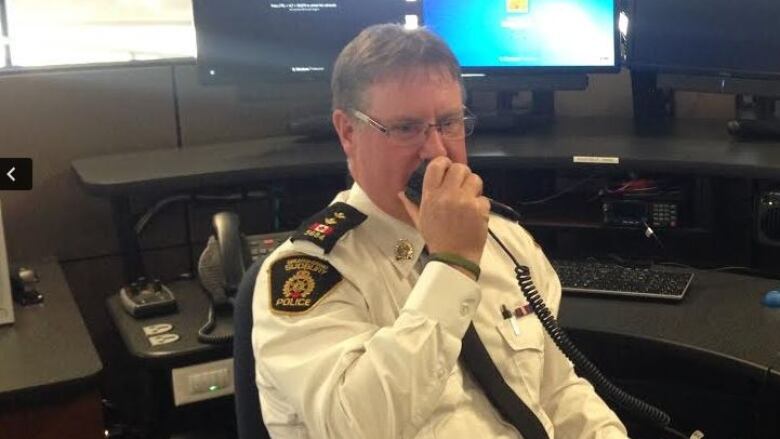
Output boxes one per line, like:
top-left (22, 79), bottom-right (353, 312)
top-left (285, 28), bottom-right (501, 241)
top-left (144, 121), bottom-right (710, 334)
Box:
top-left (270, 255), bottom-right (342, 315)
top-left (291, 202), bottom-right (367, 253)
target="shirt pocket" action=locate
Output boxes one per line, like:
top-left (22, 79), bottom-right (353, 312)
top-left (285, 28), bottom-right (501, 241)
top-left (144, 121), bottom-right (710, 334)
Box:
top-left (494, 316), bottom-right (545, 408)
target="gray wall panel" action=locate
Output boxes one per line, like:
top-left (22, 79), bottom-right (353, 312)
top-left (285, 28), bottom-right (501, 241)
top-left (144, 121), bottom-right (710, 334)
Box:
top-left (175, 64), bottom-right (294, 146)
top-left (0, 66), bottom-right (178, 262)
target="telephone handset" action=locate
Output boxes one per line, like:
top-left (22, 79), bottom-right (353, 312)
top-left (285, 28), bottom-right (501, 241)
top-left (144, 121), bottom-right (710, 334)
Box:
top-left (197, 211), bottom-right (251, 344)
top-left (197, 212), bottom-right (292, 344)
top-left (198, 212), bottom-right (252, 305)
top-left (405, 161), bottom-right (690, 438)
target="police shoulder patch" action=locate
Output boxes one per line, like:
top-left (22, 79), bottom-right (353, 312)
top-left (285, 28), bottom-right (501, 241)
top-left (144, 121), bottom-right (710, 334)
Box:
top-left (270, 255), bottom-right (342, 315)
top-left (291, 202), bottom-right (367, 253)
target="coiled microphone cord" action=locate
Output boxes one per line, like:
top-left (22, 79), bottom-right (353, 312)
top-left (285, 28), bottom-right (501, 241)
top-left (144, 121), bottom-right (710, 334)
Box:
top-left (488, 228), bottom-right (690, 439)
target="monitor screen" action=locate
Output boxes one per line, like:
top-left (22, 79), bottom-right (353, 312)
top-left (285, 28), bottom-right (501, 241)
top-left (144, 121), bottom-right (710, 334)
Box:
top-left (193, 0), bottom-right (409, 85)
top-left (628, 0), bottom-right (780, 80)
top-left (422, 0), bottom-right (619, 72)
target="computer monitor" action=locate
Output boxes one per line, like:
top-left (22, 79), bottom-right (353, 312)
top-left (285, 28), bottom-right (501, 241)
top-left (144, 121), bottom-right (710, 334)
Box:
top-left (192, 0), bottom-right (410, 86)
top-left (422, 0), bottom-right (620, 88)
top-left (628, 0), bottom-right (780, 96)
top-left (421, 0), bottom-right (619, 130)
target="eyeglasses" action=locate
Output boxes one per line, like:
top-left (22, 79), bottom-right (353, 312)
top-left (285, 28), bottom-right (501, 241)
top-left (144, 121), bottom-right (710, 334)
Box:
top-left (351, 107), bottom-right (477, 146)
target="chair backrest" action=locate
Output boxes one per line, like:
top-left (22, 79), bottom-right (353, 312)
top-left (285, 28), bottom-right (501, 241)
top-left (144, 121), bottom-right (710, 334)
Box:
top-left (233, 259), bottom-right (271, 439)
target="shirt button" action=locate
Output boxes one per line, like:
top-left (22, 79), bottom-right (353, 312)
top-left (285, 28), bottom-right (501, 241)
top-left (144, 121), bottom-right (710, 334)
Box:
top-left (437, 367), bottom-right (447, 379)
top-left (460, 300), bottom-right (474, 316)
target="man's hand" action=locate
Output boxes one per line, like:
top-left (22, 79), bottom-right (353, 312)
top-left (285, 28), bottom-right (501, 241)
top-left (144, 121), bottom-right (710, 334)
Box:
top-left (399, 157), bottom-right (490, 266)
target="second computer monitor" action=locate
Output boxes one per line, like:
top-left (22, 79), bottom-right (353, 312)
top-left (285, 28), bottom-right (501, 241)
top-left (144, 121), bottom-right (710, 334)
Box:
top-left (629, 0), bottom-right (780, 80)
top-left (422, 0), bottom-right (620, 75)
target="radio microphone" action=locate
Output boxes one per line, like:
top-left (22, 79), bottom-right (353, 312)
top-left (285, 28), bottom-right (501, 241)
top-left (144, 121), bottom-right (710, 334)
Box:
top-left (404, 161), bottom-right (521, 222)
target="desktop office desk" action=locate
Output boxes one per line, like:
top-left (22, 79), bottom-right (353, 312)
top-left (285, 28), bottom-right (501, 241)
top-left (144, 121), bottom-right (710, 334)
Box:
top-left (106, 279), bottom-right (232, 369)
top-left (560, 270), bottom-right (780, 437)
top-left (108, 268), bottom-right (780, 378)
top-left (104, 266), bottom-right (780, 437)
top-left (75, 117), bottom-right (780, 434)
top-left (0, 261), bottom-right (103, 439)
top-left (105, 279), bottom-right (234, 438)
top-left (72, 118), bottom-right (780, 197)
top-left (71, 117), bottom-right (780, 280)
top-left (560, 270), bottom-right (780, 380)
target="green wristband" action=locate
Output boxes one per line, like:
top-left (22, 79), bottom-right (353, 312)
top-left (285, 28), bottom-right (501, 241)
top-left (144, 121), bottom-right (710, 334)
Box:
top-left (428, 252), bottom-right (481, 280)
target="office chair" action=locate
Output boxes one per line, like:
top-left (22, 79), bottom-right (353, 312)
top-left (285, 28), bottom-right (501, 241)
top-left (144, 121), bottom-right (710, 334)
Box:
top-left (233, 259), bottom-right (271, 439)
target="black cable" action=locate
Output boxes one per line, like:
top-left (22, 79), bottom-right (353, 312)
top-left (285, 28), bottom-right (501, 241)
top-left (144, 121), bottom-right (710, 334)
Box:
top-left (640, 219), bottom-right (677, 265)
top-left (641, 220), bottom-right (666, 251)
top-left (170, 65), bottom-right (183, 149)
top-left (488, 228), bottom-right (673, 428)
top-left (198, 302), bottom-right (233, 345)
top-left (519, 175), bottom-right (597, 206)
top-left (134, 194), bottom-right (191, 235)
top-left (134, 190), bottom-right (268, 236)
top-left (663, 425), bottom-right (691, 439)
top-left (405, 160), bottom-right (693, 434)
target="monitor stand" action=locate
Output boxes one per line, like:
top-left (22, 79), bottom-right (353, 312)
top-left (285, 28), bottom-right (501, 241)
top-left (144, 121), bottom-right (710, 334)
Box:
top-left (631, 71), bottom-right (675, 137)
top-left (464, 73), bottom-right (588, 134)
top-left (472, 91), bottom-right (555, 133)
top-left (728, 96), bottom-right (780, 140)
top-left (647, 73), bottom-right (780, 140)
top-left (236, 82), bottom-right (337, 140)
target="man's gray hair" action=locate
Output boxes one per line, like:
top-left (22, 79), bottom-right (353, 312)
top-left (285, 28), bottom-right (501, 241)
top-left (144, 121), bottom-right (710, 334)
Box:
top-left (331, 23), bottom-right (463, 111)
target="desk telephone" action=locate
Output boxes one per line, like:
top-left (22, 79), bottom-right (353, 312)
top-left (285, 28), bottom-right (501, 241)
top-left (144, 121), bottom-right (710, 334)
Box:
top-left (197, 212), bottom-right (291, 344)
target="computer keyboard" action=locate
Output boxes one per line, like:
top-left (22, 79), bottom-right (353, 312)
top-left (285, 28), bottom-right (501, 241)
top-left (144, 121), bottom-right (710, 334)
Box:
top-left (550, 259), bottom-right (694, 301)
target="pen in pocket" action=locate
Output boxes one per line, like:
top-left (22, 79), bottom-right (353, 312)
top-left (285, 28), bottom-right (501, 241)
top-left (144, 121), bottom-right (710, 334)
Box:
top-left (500, 304), bottom-right (521, 336)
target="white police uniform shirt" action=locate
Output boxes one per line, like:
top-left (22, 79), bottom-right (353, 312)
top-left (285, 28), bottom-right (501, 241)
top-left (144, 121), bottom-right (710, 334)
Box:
top-left (252, 183), bottom-right (628, 439)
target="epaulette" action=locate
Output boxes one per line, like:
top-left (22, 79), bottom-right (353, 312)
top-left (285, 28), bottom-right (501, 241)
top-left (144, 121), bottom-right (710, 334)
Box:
top-left (270, 254), bottom-right (342, 315)
top-left (291, 202), bottom-right (367, 253)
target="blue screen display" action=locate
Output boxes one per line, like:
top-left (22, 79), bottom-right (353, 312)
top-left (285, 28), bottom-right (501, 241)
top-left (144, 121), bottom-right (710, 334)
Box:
top-left (423, 0), bottom-right (615, 68)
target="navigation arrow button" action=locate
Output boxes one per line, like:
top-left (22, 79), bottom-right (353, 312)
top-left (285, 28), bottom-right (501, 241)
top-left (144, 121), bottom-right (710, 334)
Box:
top-left (0, 159), bottom-right (32, 190)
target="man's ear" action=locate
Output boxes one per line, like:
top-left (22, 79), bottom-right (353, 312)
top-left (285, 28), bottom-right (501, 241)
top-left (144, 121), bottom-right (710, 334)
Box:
top-left (332, 109), bottom-right (356, 156)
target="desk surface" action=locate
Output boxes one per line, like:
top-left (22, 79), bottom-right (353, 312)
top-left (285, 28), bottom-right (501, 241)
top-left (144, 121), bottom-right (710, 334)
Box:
top-left (72, 118), bottom-right (780, 196)
top-left (559, 270), bottom-right (780, 380)
top-left (0, 262), bottom-right (102, 403)
top-left (106, 279), bottom-right (232, 369)
top-left (107, 265), bottom-right (780, 384)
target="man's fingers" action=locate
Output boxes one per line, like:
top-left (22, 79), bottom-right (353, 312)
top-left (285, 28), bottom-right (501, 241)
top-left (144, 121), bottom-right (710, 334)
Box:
top-left (422, 156), bottom-right (451, 192)
top-left (440, 163), bottom-right (470, 190)
top-left (478, 196), bottom-right (491, 221)
top-left (463, 173), bottom-right (483, 197)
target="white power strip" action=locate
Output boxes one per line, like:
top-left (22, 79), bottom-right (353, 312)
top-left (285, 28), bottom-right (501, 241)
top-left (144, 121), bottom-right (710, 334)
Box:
top-left (171, 358), bottom-right (234, 406)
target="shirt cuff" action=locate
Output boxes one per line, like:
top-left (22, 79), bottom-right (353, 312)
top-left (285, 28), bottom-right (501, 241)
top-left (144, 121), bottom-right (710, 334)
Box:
top-left (402, 261), bottom-right (481, 339)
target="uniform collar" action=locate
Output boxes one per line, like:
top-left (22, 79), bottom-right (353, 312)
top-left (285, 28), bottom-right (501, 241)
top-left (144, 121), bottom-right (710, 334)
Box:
top-left (345, 183), bottom-right (426, 277)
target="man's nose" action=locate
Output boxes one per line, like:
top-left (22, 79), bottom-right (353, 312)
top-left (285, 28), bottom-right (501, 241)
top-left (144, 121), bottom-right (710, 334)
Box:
top-left (418, 126), bottom-right (447, 159)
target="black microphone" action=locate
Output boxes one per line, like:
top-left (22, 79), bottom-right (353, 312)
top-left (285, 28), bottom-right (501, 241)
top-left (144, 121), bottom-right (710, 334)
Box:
top-left (404, 161), bottom-right (521, 222)
top-left (727, 119), bottom-right (780, 140)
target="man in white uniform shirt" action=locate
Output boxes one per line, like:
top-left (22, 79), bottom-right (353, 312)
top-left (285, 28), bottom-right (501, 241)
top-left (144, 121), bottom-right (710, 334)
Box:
top-left (251, 23), bottom-right (628, 438)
